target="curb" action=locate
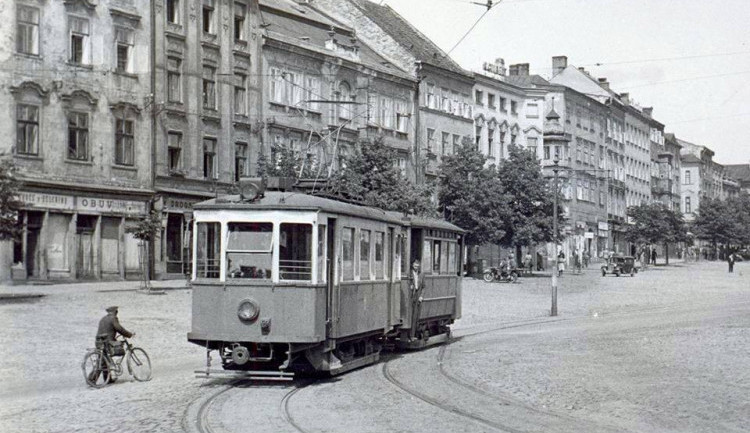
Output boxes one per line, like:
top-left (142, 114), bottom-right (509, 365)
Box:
top-left (0, 293), bottom-right (45, 301)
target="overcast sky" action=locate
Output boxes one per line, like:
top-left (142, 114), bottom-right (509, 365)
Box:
top-left (381, 0), bottom-right (750, 165)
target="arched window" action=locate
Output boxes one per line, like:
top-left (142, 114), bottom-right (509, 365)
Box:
top-left (338, 82), bottom-right (353, 120)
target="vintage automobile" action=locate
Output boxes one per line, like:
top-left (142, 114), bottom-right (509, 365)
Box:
top-left (601, 255), bottom-right (636, 277)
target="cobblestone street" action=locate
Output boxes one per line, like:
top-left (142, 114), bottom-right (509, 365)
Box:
top-left (1, 261), bottom-right (748, 432)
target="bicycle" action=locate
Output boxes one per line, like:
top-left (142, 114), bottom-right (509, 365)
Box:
top-left (82, 337), bottom-right (152, 388)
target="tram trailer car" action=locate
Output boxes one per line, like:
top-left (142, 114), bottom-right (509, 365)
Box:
top-left (187, 192), bottom-right (464, 378)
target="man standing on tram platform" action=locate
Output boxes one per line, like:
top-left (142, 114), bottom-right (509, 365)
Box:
top-left (410, 260), bottom-right (425, 339)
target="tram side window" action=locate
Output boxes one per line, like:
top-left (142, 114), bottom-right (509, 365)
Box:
top-left (317, 225), bottom-right (326, 284)
top-left (432, 240), bottom-right (442, 273)
top-left (196, 222), bottom-right (220, 278)
top-left (441, 241), bottom-right (449, 274)
top-left (448, 242), bottom-right (457, 274)
top-left (342, 227), bottom-right (354, 281)
top-left (422, 239), bottom-right (432, 275)
top-left (226, 222), bottom-right (272, 280)
top-left (360, 229), bottom-right (371, 280)
top-left (279, 223), bottom-right (312, 281)
top-left (394, 234), bottom-right (402, 280)
top-left (375, 231), bottom-right (384, 279)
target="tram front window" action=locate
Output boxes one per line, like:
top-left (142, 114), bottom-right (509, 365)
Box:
top-left (226, 222), bottom-right (273, 280)
top-left (196, 222), bottom-right (220, 278)
top-left (279, 223), bottom-right (312, 281)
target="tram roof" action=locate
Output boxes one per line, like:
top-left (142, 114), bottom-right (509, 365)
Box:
top-left (193, 192), bottom-right (464, 233)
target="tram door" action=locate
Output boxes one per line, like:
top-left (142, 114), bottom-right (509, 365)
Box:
top-left (325, 218), bottom-right (336, 338)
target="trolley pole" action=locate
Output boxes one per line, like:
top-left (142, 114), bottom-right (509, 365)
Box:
top-left (551, 158), bottom-right (559, 317)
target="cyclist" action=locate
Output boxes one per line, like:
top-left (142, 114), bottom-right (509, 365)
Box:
top-left (96, 306), bottom-right (135, 357)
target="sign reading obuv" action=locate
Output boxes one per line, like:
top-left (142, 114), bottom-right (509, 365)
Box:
top-left (20, 192), bottom-right (146, 216)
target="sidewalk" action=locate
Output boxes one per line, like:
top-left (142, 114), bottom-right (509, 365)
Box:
top-left (0, 278), bottom-right (190, 299)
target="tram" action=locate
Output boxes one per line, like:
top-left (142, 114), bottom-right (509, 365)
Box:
top-left (187, 186), bottom-right (464, 378)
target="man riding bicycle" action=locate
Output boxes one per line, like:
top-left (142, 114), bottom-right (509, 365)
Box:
top-left (96, 306), bottom-right (135, 357)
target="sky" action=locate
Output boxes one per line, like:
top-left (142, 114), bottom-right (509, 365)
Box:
top-left (381, 0), bottom-right (750, 165)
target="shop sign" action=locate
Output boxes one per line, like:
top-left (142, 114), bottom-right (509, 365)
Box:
top-left (19, 192), bottom-right (74, 211)
top-left (584, 232), bottom-right (594, 239)
top-left (598, 222), bottom-right (609, 231)
top-left (165, 198), bottom-right (200, 212)
top-left (76, 198), bottom-right (146, 216)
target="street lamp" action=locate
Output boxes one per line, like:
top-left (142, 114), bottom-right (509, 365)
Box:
top-left (551, 157), bottom-right (560, 316)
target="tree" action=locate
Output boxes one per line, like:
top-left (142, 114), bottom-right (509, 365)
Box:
top-left (495, 145), bottom-right (562, 266)
top-left (125, 210), bottom-right (162, 289)
top-left (692, 196), bottom-right (739, 256)
top-left (328, 137), bottom-right (435, 216)
top-left (625, 202), bottom-right (686, 265)
top-left (438, 138), bottom-right (510, 271)
top-left (0, 159), bottom-right (23, 281)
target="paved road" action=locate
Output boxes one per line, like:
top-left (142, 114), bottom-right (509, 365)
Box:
top-left (0, 261), bottom-right (747, 432)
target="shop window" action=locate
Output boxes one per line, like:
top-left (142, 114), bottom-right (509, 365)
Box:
top-left (166, 214), bottom-right (184, 274)
top-left (226, 222), bottom-right (272, 279)
top-left (279, 223), bottom-right (312, 281)
top-left (195, 222), bottom-right (219, 278)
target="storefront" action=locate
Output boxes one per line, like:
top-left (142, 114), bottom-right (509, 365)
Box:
top-left (155, 195), bottom-right (206, 279)
top-left (15, 190), bottom-right (149, 281)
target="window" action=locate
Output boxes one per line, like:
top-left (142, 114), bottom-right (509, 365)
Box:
top-left (487, 128), bottom-right (495, 157)
top-left (510, 100), bottom-right (518, 115)
top-left (684, 170), bottom-right (691, 185)
top-left (226, 222), bottom-right (273, 280)
top-left (441, 132), bottom-right (450, 156)
top-left (422, 239), bottom-right (432, 275)
top-left (203, 137), bottom-right (217, 179)
top-left (17, 6), bottom-right (39, 55)
top-left (269, 67), bottom-right (284, 104)
top-left (499, 97), bottom-right (506, 112)
top-left (375, 232), bottom-right (385, 279)
top-left (234, 2), bottom-right (246, 41)
top-left (285, 71), bottom-right (302, 105)
top-left (342, 227), bottom-right (354, 281)
top-left (16, 104), bottom-right (39, 155)
top-left (527, 137), bottom-right (538, 157)
top-left (432, 240), bottom-right (441, 273)
top-left (67, 112), bottom-right (88, 161)
top-left (441, 89), bottom-right (449, 112)
top-left (685, 196), bottom-right (691, 213)
top-left (305, 76), bottom-right (320, 111)
top-left (202, 65), bottom-right (216, 109)
top-left (395, 100), bottom-right (408, 133)
top-left (69, 16), bottom-right (89, 65)
top-left (395, 234), bottom-right (403, 280)
top-left (167, 57), bottom-right (182, 102)
top-left (360, 229), bottom-right (371, 280)
top-left (166, 0), bottom-right (180, 24)
top-left (167, 132), bottom-right (182, 171)
top-left (195, 222), bottom-right (220, 278)
top-left (202, 0), bottom-right (215, 34)
top-left (338, 82), bottom-right (352, 120)
top-left (397, 156), bottom-right (407, 176)
top-left (475, 125), bottom-right (482, 149)
top-left (526, 102), bottom-right (539, 118)
top-left (426, 84), bottom-right (436, 109)
top-left (475, 90), bottom-right (483, 105)
top-left (317, 225), bottom-right (327, 283)
top-left (115, 28), bottom-right (134, 73)
top-left (234, 73), bottom-right (247, 115)
top-left (115, 117), bottom-right (134, 166)
top-left (487, 93), bottom-right (496, 109)
top-left (452, 134), bottom-right (460, 150)
top-left (279, 223), bottom-right (312, 281)
top-left (234, 142), bottom-right (247, 181)
top-left (426, 128), bottom-right (435, 150)
top-left (544, 145), bottom-right (551, 160)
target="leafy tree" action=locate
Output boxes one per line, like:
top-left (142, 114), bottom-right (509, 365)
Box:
top-left (126, 209), bottom-right (162, 287)
top-left (495, 145), bottom-right (562, 266)
top-left (328, 137), bottom-right (435, 216)
top-left (625, 202), bottom-right (686, 264)
top-left (438, 139), bottom-right (509, 270)
top-left (258, 143), bottom-right (321, 179)
top-left (0, 160), bottom-right (23, 242)
top-left (693, 196), bottom-right (739, 251)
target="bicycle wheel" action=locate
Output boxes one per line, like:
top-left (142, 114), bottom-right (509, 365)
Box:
top-left (127, 348), bottom-right (152, 381)
top-left (82, 351), bottom-right (112, 388)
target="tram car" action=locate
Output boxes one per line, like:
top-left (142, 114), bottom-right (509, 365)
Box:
top-left (187, 188), bottom-right (464, 378)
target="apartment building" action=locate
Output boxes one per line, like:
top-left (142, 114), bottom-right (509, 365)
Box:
top-left (1, 0), bottom-right (153, 280)
top-left (654, 133), bottom-right (683, 212)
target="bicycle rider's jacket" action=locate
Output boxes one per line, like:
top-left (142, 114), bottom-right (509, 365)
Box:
top-left (96, 312), bottom-right (133, 344)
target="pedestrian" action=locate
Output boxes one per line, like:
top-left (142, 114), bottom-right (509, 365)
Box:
top-left (651, 248), bottom-right (657, 265)
top-left (583, 250), bottom-right (590, 268)
top-left (573, 248), bottom-right (582, 274)
top-left (536, 250), bottom-right (545, 271)
top-left (728, 252), bottom-right (735, 273)
top-left (557, 250), bottom-right (566, 277)
top-left (524, 252), bottom-right (533, 274)
top-left (409, 260), bottom-right (426, 339)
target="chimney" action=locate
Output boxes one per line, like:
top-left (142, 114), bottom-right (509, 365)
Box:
top-left (509, 63), bottom-right (529, 76)
top-left (620, 92), bottom-right (630, 105)
top-left (643, 107), bottom-right (653, 117)
top-left (552, 56), bottom-right (567, 75)
top-left (598, 78), bottom-right (610, 90)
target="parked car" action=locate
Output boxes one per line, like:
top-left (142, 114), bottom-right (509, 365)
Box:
top-left (601, 255), bottom-right (636, 277)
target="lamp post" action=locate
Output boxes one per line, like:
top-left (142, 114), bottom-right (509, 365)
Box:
top-left (551, 157), bottom-right (559, 316)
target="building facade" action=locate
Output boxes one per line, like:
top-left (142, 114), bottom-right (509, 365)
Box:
top-left (1, 0), bottom-right (153, 280)
top-left (654, 133), bottom-right (683, 211)
top-left (679, 139), bottom-right (724, 221)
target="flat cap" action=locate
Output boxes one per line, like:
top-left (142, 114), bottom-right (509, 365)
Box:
top-left (105, 306), bottom-right (119, 313)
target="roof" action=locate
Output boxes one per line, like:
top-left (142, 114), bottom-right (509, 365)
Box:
top-left (350, 0), bottom-right (470, 77)
top-left (681, 154), bottom-right (701, 164)
top-left (193, 192), bottom-right (465, 233)
top-left (504, 74), bottom-right (551, 88)
top-left (724, 164), bottom-right (750, 182)
top-left (260, 0), bottom-right (410, 78)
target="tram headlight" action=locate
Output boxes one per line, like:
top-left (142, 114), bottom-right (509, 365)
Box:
top-left (237, 299), bottom-right (260, 322)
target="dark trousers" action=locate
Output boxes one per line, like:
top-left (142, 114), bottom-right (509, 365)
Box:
top-left (729, 262), bottom-right (734, 273)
